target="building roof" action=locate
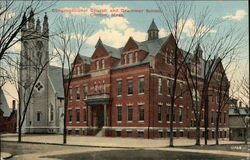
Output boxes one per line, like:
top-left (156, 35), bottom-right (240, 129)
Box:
top-left (147, 19), bottom-right (159, 32)
top-left (229, 107), bottom-right (250, 116)
top-left (79, 55), bottom-right (91, 64)
top-left (0, 88), bottom-right (11, 117)
top-left (48, 65), bottom-right (68, 98)
top-left (103, 44), bottom-right (122, 59)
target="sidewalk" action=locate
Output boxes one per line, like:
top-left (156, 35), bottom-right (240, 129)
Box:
top-left (1, 133), bottom-right (244, 148)
top-left (0, 152), bottom-right (12, 160)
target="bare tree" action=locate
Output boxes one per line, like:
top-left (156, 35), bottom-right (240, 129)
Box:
top-left (157, 1), bottom-right (223, 146)
top-left (51, 16), bottom-right (92, 144)
top-left (0, 0), bottom-right (55, 61)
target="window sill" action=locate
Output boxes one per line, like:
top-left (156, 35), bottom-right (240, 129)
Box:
top-left (167, 121), bottom-right (170, 123)
top-left (117, 121), bottom-right (122, 123)
top-left (138, 121), bottom-right (144, 123)
top-left (127, 121), bottom-right (133, 123)
top-left (76, 99), bottom-right (80, 101)
top-left (117, 95), bottom-right (122, 97)
top-left (138, 93), bottom-right (144, 95)
top-left (127, 94), bottom-right (133, 96)
top-left (158, 121), bottom-right (162, 123)
top-left (69, 121), bottom-right (72, 124)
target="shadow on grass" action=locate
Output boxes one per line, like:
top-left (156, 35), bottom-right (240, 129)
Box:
top-left (44, 149), bottom-right (245, 160)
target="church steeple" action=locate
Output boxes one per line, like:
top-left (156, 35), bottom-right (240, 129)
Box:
top-left (43, 12), bottom-right (49, 37)
top-left (195, 43), bottom-right (203, 58)
top-left (147, 19), bottom-right (159, 40)
top-left (36, 18), bottom-right (41, 33)
top-left (28, 9), bottom-right (35, 30)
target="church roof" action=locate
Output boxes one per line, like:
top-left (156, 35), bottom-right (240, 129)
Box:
top-left (147, 19), bottom-right (159, 32)
top-left (48, 65), bottom-right (68, 98)
top-left (0, 88), bottom-right (11, 117)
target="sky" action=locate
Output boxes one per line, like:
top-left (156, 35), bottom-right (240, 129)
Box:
top-left (2, 0), bottom-right (249, 108)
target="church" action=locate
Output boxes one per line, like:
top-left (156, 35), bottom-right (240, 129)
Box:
top-left (19, 11), bottom-right (64, 134)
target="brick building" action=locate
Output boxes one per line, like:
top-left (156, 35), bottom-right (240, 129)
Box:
top-left (66, 20), bottom-right (229, 139)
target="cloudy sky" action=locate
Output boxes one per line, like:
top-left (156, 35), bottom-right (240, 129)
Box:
top-left (3, 1), bottom-right (249, 107)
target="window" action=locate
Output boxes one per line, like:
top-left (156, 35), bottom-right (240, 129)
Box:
top-left (127, 79), bottom-right (133, 95)
top-left (138, 131), bottom-right (144, 138)
top-left (167, 80), bottom-right (172, 95)
top-left (211, 111), bottom-right (214, 124)
top-left (135, 52), bottom-right (138, 62)
top-left (180, 131), bottom-right (184, 137)
top-left (173, 107), bottom-right (176, 122)
top-left (158, 105), bottom-right (162, 121)
top-left (129, 53), bottom-right (133, 64)
top-left (127, 131), bottom-right (132, 137)
top-left (69, 110), bottom-right (72, 122)
top-left (138, 77), bottom-right (144, 94)
top-left (180, 83), bottom-right (183, 97)
top-left (96, 60), bottom-right (99, 70)
top-left (50, 104), bottom-right (54, 121)
top-left (76, 87), bottom-right (80, 100)
top-left (224, 113), bottom-right (226, 124)
top-left (117, 80), bottom-right (122, 96)
top-left (116, 131), bottom-right (121, 137)
top-left (158, 131), bottom-right (163, 138)
top-left (158, 78), bottom-right (162, 95)
top-left (37, 112), bottom-right (41, 121)
top-left (166, 106), bottom-right (171, 122)
top-left (69, 88), bottom-right (73, 100)
top-left (68, 130), bottom-right (72, 135)
top-left (127, 105), bottom-right (133, 121)
top-left (138, 105), bottom-right (144, 121)
top-left (117, 106), bottom-right (122, 121)
top-left (77, 66), bottom-right (80, 75)
top-left (101, 59), bottom-right (105, 69)
top-left (83, 109), bottom-right (87, 121)
top-left (124, 54), bottom-right (127, 64)
top-left (179, 108), bottom-right (183, 122)
top-left (76, 109), bottom-right (80, 122)
top-left (75, 130), bottom-right (79, 135)
top-left (83, 86), bottom-right (88, 99)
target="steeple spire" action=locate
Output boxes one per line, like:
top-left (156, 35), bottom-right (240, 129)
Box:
top-left (36, 17), bottom-right (41, 33)
top-left (28, 9), bottom-right (35, 30)
top-left (43, 12), bottom-right (49, 37)
top-left (195, 43), bottom-right (203, 58)
top-left (147, 19), bottom-right (159, 40)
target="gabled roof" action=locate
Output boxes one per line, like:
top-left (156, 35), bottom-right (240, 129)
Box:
top-left (102, 43), bottom-right (122, 59)
top-left (229, 107), bottom-right (250, 116)
top-left (0, 88), bottom-right (11, 117)
top-left (79, 55), bottom-right (91, 64)
top-left (148, 19), bottom-right (159, 32)
top-left (48, 65), bottom-right (68, 98)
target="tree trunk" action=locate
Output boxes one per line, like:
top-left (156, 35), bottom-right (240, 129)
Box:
top-left (63, 99), bottom-right (67, 144)
top-left (169, 103), bottom-right (174, 147)
top-left (204, 85), bottom-right (209, 145)
top-left (215, 113), bottom-right (220, 145)
top-left (195, 119), bottom-right (201, 145)
top-left (18, 123), bottom-right (22, 142)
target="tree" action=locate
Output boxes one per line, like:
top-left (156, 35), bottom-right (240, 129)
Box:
top-left (156, 1), bottom-right (223, 146)
top-left (0, 0), bottom-right (54, 61)
top-left (51, 17), bottom-right (92, 144)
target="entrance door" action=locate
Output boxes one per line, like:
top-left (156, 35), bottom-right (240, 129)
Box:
top-left (97, 107), bottom-right (104, 128)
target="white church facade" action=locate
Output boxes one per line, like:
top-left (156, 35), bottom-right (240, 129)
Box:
top-left (19, 10), bottom-right (64, 134)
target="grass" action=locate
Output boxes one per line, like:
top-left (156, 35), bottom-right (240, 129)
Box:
top-left (45, 149), bottom-right (245, 160)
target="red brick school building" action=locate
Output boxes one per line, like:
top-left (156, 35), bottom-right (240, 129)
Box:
top-left (66, 20), bottom-right (229, 139)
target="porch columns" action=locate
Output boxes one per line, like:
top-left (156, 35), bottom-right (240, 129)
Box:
top-left (104, 104), bottom-right (107, 126)
top-left (89, 106), bottom-right (92, 126)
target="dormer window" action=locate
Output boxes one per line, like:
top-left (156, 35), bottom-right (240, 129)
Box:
top-left (129, 53), bottom-right (133, 64)
top-left (101, 59), bottom-right (105, 69)
top-left (96, 60), bottom-right (99, 70)
top-left (135, 52), bottom-right (138, 62)
top-left (124, 54), bottom-right (127, 64)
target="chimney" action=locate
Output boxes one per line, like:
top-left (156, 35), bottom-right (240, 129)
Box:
top-left (12, 100), bottom-right (16, 110)
top-left (239, 101), bottom-right (242, 108)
